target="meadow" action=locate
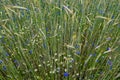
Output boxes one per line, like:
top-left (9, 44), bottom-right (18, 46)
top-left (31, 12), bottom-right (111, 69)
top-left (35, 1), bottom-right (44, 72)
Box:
top-left (0, 0), bottom-right (120, 80)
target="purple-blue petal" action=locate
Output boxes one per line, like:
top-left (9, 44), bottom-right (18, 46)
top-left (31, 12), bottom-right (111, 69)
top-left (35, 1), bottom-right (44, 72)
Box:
top-left (64, 72), bottom-right (69, 77)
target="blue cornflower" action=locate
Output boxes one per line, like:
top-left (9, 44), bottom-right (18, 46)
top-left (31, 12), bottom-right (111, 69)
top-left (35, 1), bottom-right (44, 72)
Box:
top-left (0, 60), bottom-right (3, 64)
top-left (111, 15), bottom-right (114, 19)
top-left (43, 42), bottom-right (47, 49)
top-left (46, 27), bottom-right (49, 32)
top-left (95, 60), bottom-right (99, 63)
top-left (69, 58), bottom-right (74, 63)
top-left (92, 42), bottom-right (95, 47)
top-left (27, 15), bottom-right (30, 19)
top-left (13, 59), bottom-right (20, 67)
top-left (21, 11), bottom-right (24, 17)
top-left (93, 53), bottom-right (96, 56)
top-left (76, 51), bottom-right (80, 55)
top-left (75, 44), bottom-right (79, 48)
top-left (106, 47), bottom-right (111, 51)
top-left (29, 50), bottom-right (33, 54)
top-left (64, 72), bottom-right (69, 77)
top-left (107, 60), bottom-right (112, 66)
top-left (6, 53), bottom-right (10, 56)
top-left (90, 53), bottom-right (96, 56)
top-left (98, 10), bottom-right (104, 14)
top-left (109, 66), bottom-right (112, 70)
top-left (13, 59), bottom-right (18, 63)
top-left (106, 37), bottom-right (111, 41)
top-left (107, 59), bottom-right (113, 70)
top-left (2, 66), bottom-right (7, 71)
top-left (1, 36), bottom-right (4, 39)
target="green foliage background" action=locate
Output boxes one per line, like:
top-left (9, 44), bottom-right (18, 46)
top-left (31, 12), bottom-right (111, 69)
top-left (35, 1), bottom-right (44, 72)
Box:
top-left (0, 0), bottom-right (120, 80)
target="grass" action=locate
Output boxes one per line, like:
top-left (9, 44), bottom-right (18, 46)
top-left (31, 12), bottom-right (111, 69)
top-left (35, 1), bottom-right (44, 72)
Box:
top-left (0, 0), bottom-right (120, 80)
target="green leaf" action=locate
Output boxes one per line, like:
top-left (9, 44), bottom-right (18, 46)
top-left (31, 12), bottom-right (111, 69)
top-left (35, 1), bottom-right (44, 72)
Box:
top-left (0, 46), bottom-right (3, 53)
